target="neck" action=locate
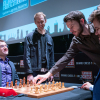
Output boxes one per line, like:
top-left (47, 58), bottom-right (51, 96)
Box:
top-left (0, 56), bottom-right (6, 61)
top-left (37, 28), bottom-right (45, 35)
top-left (81, 24), bottom-right (90, 35)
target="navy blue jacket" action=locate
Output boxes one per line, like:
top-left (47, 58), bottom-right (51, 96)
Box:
top-left (0, 61), bottom-right (19, 86)
top-left (24, 29), bottom-right (54, 74)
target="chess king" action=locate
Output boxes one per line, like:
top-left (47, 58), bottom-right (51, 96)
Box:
top-left (0, 39), bottom-right (19, 87)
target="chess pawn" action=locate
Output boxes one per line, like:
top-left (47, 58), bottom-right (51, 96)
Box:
top-left (58, 82), bottom-right (61, 89)
top-left (10, 81), bottom-right (13, 88)
top-left (55, 82), bottom-right (59, 90)
top-left (15, 80), bottom-right (17, 88)
top-left (30, 80), bottom-right (33, 86)
top-left (20, 79), bottom-right (22, 87)
top-left (52, 79), bottom-right (55, 84)
top-left (19, 83), bottom-right (22, 88)
top-left (35, 86), bottom-right (39, 94)
top-left (30, 87), bottom-right (33, 93)
top-left (62, 82), bottom-right (65, 88)
top-left (51, 84), bottom-right (55, 90)
top-left (15, 82), bottom-right (17, 88)
top-left (44, 84), bottom-right (48, 92)
top-left (6, 82), bottom-right (9, 88)
top-left (48, 82), bottom-right (51, 91)
top-left (39, 85), bottom-right (43, 93)
top-left (27, 80), bottom-right (30, 87)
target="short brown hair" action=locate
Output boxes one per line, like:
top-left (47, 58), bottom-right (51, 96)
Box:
top-left (0, 39), bottom-right (5, 42)
top-left (34, 12), bottom-right (46, 21)
top-left (88, 10), bottom-right (100, 23)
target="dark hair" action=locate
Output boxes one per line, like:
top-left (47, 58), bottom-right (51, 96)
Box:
top-left (0, 39), bottom-right (5, 42)
top-left (88, 10), bottom-right (100, 23)
top-left (64, 11), bottom-right (87, 24)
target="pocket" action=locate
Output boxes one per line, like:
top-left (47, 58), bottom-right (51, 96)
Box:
top-left (30, 43), bottom-right (37, 57)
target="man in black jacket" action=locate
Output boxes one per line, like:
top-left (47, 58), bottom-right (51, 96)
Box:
top-left (24, 12), bottom-right (54, 82)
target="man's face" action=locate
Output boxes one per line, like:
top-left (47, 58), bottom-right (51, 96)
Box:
top-left (34, 15), bottom-right (46, 31)
top-left (66, 20), bottom-right (82, 37)
top-left (0, 42), bottom-right (8, 57)
top-left (93, 18), bottom-right (100, 41)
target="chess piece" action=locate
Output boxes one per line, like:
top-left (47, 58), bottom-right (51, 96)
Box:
top-left (30, 80), bottom-right (33, 86)
top-left (27, 80), bottom-right (29, 87)
top-left (19, 83), bottom-right (22, 88)
top-left (52, 79), bottom-right (55, 84)
top-left (48, 82), bottom-right (51, 91)
top-left (39, 85), bottom-right (43, 93)
top-left (44, 84), bottom-right (48, 92)
top-left (20, 79), bottom-right (22, 87)
top-left (30, 87), bottom-right (33, 93)
top-left (6, 82), bottom-right (9, 88)
top-left (10, 81), bottom-right (13, 88)
top-left (35, 86), bottom-right (39, 94)
top-left (58, 82), bottom-right (61, 89)
top-left (23, 77), bottom-right (26, 87)
top-left (62, 82), bottom-right (65, 88)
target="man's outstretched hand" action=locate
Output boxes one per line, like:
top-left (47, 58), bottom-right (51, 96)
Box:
top-left (33, 72), bottom-right (52, 85)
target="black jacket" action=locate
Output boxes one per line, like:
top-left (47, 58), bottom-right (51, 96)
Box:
top-left (24, 29), bottom-right (54, 74)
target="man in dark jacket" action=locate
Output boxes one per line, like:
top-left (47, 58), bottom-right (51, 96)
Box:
top-left (24, 12), bottom-right (54, 82)
top-left (33, 10), bottom-right (100, 100)
top-left (87, 8), bottom-right (100, 100)
top-left (0, 39), bottom-right (19, 87)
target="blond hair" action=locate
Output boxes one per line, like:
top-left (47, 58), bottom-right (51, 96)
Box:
top-left (34, 12), bottom-right (46, 21)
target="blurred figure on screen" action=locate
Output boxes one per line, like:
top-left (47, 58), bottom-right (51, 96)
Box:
top-left (24, 12), bottom-right (54, 82)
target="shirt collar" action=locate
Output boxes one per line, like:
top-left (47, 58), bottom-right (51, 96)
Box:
top-left (35, 28), bottom-right (47, 37)
top-left (0, 57), bottom-right (9, 63)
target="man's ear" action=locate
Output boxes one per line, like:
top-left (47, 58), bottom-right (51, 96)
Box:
top-left (34, 20), bottom-right (36, 24)
top-left (45, 19), bottom-right (47, 23)
top-left (80, 18), bottom-right (84, 25)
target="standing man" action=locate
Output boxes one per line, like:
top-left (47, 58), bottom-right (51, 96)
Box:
top-left (0, 39), bottom-right (19, 87)
top-left (24, 12), bottom-right (54, 82)
top-left (33, 10), bottom-right (100, 99)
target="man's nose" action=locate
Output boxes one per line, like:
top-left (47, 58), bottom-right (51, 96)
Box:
top-left (95, 31), bottom-right (98, 35)
top-left (70, 29), bottom-right (73, 33)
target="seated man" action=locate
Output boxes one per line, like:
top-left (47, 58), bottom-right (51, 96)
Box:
top-left (0, 39), bottom-right (19, 87)
top-left (81, 82), bottom-right (93, 91)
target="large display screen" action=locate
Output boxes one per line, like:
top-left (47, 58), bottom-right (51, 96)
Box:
top-left (0, 0), bottom-right (99, 44)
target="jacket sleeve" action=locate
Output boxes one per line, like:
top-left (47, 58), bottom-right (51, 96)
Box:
top-left (49, 37), bottom-right (80, 75)
top-left (24, 36), bottom-right (33, 74)
top-left (49, 38), bottom-right (55, 69)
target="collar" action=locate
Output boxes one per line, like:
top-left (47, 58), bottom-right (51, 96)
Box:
top-left (35, 28), bottom-right (47, 37)
top-left (79, 24), bottom-right (95, 40)
top-left (0, 57), bottom-right (9, 63)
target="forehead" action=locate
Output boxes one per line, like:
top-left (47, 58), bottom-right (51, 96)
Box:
top-left (93, 18), bottom-right (100, 27)
top-left (0, 42), bottom-right (6, 45)
top-left (66, 20), bottom-right (78, 27)
top-left (35, 15), bottom-right (45, 21)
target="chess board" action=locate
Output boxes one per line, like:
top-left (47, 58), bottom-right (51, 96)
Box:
top-left (12, 84), bottom-right (74, 98)
top-left (5, 78), bottom-right (74, 98)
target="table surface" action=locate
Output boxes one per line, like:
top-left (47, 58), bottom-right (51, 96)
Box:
top-left (0, 83), bottom-right (92, 100)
